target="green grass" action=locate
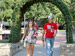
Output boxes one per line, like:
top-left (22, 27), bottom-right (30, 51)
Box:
top-left (58, 30), bottom-right (66, 32)
top-left (0, 40), bottom-right (9, 43)
top-left (73, 41), bottom-right (75, 44)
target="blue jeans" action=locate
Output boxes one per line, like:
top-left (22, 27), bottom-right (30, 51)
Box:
top-left (46, 37), bottom-right (55, 56)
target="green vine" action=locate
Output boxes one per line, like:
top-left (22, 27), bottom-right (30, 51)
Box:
top-left (9, 0), bottom-right (73, 43)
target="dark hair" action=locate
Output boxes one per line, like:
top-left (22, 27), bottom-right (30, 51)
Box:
top-left (27, 20), bottom-right (33, 28)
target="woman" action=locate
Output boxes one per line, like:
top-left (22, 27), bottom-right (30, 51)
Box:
top-left (20, 21), bottom-right (38, 56)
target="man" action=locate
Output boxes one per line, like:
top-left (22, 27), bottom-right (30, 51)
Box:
top-left (42, 14), bottom-right (57, 56)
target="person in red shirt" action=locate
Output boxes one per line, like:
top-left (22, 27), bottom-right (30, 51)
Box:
top-left (42, 15), bottom-right (57, 56)
top-left (34, 22), bottom-right (38, 29)
top-left (56, 22), bottom-right (59, 29)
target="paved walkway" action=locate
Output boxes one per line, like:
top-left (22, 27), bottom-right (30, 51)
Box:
top-left (14, 31), bottom-right (75, 56)
top-left (14, 44), bottom-right (60, 56)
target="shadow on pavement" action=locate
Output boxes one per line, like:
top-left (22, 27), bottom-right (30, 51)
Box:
top-left (14, 44), bottom-right (60, 56)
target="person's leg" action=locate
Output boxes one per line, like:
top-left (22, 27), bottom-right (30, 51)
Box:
top-left (26, 44), bottom-right (30, 56)
top-left (26, 41), bottom-right (31, 56)
top-left (46, 38), bottom-right (51, 56)
top-left (30, 44), bottom-right (34, 56)
top-left (50, 37), bottom-right (55, 56)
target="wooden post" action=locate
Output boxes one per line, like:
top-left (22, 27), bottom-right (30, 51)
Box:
top-left (24, 14), bottom-right (26, 29)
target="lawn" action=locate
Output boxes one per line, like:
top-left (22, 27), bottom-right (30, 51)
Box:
top-left (0, 40), bottom-right (9, 43)
top-left (58, 30), bottom-right (66, 32)
top-left (73, 41), bottom-right (75, 44)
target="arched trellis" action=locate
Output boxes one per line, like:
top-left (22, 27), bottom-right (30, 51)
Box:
top-left (9, 0), bottom-right (73, 43)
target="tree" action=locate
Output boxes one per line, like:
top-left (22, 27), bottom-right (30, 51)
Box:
top-left (0, 0), bottom-right (73, 43)
top-left (0, 0), bottom-right (14, 21)
top-left (25, 2), bottom-right (65, 26)
top-left (71, 0), bottom-right (75, 21)
top-left (19, 0), bottom-right (74, 43)
top-left (63, 0), bottom-right (75, 28)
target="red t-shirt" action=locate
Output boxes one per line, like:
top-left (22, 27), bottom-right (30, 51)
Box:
top-left (34, 24), bottom-right (38, 28)
top-left (43, 22), bottom-right (57, 38)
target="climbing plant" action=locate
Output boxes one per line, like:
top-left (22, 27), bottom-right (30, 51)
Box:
top-left (8, 0), bottom-right (73, 43)
top-left (8, 1), bottom-right (22, 43)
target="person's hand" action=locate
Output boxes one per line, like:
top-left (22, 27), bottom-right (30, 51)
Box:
top-left (54, 30), bottom-right (57, 37)
top-left (42, 37), bottom-right (44, 42)
top-left (53, 34), bottom-right (56, 37)
top-left (20, 39), bottom-right (23, 43)
top-left (42, 37), bottom-right (45, 47)
top-left (33, 35), bottom-right (36, 37)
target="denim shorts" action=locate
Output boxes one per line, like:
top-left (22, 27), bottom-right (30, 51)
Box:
top-left (26, 41), bottom-right (34, 45)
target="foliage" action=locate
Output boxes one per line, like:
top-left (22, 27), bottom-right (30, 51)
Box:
top-left (70, 0), bottom-right (75, 21)
top-left (19, 0), bottom-right (74, 43)
top-left (8, 4), bottom-right (21, 43)
top-left (0, 0), bottom-right (23, 43)
top-left (63, 0), bottom-right (75, 22)
top-left (0, 0), bottom-right (73, 43)
top-left (41, 18), bottom-right (48, 26)
top-left (0, 0), bottom-right (14, 20)
top-left (25, 2), bottom-right (65, 26)
top-left (0, 0), bottom-right (74, 26)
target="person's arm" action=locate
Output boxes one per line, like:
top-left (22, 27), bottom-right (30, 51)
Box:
top-left (54, 30), bottom-right (57, 37)
top-left (54, 23), bottom-right (58, 37)
top-left (42, 23), bottom-right (46, 42)
top-left (21, 28), bottom-right (27, 41)
top-left (42, 30), bottom-right (46, 42)
top-left (33, 31), bottom-right (38, 37)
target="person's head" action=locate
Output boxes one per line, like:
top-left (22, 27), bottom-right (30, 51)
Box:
top-left (28, 20), bottom-right (33, 28)
top-left (48, 16), bottom-right (53, 23)
top-left (34, 22), bottom-right (38, 30)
